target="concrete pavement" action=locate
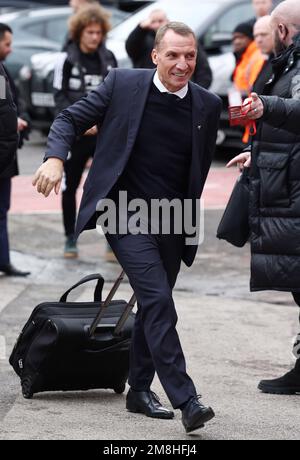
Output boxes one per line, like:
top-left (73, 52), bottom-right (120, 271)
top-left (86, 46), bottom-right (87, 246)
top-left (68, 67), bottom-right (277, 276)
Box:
top-left (0, 211), bottom-right (299, 440)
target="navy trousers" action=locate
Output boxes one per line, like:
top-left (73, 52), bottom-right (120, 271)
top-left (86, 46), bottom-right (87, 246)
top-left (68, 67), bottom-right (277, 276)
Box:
top-left (0, 178), bottom-right (11, 267)
top-left (105, 231), bottom-right (197, 409)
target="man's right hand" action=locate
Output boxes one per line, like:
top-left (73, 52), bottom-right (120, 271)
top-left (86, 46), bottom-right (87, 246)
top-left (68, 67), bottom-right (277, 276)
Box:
top-left (140, 17), bottom-right (155, 30)
top-left (32, 157), bottom-right (64, 197)
top-left (140, 10), bottom-right (168, 31)
top-left (226, 152), bottom-right (251, 170)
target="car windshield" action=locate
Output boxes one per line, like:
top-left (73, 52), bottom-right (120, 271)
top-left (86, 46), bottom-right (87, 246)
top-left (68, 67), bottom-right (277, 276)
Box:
top-left (109, 0), bottom-right (222, 40)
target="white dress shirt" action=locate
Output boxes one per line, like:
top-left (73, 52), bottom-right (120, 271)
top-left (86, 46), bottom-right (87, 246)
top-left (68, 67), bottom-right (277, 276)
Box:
top-left (153, 71), bottom-right (188, 99)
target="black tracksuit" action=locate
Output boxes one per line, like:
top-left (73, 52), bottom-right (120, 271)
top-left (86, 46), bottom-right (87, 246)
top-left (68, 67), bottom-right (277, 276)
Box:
top-left (53, 42), bottom-right (117, 237)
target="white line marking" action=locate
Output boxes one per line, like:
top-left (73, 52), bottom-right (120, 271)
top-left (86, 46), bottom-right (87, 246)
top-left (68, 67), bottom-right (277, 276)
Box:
top-left (0, 335), bottom-right (6, 360)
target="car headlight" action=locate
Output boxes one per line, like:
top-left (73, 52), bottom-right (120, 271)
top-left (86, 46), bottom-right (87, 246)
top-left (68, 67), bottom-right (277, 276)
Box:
top-left (19, 65), bottom-right (32, 81)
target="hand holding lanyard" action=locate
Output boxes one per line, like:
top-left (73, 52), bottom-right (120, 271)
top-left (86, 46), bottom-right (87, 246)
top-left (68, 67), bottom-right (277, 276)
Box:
top-left (228, 100), bottom-right (257, 136)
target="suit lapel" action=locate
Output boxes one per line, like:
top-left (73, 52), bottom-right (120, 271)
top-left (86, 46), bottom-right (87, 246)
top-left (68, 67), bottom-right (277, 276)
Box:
top-left (125, 70), bottom-right (155, 156)
top-left (188, 83), bottom-right (206, 198)
top-left (125, 74), bottom-right (208, 199)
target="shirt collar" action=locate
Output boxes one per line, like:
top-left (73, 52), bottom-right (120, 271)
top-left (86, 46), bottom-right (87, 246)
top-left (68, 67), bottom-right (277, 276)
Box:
top-left (153, 71), bottom-right (188, 99)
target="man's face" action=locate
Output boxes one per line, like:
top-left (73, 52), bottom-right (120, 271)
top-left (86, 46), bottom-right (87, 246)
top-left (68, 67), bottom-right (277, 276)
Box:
top-left (252, 0), bottom-right (273, 18)
top-left (272, 26), bottom-right (287, 56)
top-left (151, 30), bottom-right (197, 92)
top-left (0, 31), bottom-right (12, 61)
top-left (270, 15), bottom-right (292, 56)
top-left (232, 33), bottom-right (252, 54)
top-left (254, 21), bottom-right (273, 54)
top-left (80, 22), bottom-right (103, 53)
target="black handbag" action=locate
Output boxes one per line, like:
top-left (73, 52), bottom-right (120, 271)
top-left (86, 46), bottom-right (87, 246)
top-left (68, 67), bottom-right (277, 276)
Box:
top-left (216, 168), bottom-right (250, 247)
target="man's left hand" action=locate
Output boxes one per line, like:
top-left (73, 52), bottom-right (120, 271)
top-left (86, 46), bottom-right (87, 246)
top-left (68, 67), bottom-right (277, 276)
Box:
top-left (17, 117), bottom-right (28, 132)
top-left (84, 125), bottom-right (98, 136)
top-left (242, 92), bottom-right (264, 120)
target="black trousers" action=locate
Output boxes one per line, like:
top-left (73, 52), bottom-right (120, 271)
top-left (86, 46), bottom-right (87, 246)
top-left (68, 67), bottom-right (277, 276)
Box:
top-left (0, 178), bottom-right (11, 266)
top-left (292, 292), bottom-right (300, 331)
top-left (291, 292), bottom-right (300, 361)
top-left (292, 292), bottom-right (300, 308)
top-left (105, 231), bottom-right (197, 409)
top-left (62, 136), bottom-right (96, 237)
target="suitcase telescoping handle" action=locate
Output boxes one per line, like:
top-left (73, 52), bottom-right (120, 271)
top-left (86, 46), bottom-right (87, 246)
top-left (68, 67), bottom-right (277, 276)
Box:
top-left (114, 293), bottom-right (136, 336)
top-left (89, 270), bottom-right (136, 337)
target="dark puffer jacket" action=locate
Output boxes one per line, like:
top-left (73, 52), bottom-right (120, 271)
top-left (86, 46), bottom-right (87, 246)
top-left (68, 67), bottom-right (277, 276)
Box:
top-left (249, 33), bottom-right (300, 292)
top-left (0, 63), bottom-right (18, 175)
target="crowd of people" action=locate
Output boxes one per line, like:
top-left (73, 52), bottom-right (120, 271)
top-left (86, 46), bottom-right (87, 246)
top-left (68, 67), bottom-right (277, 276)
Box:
top-left (1, 0), bottom-right (300, 434)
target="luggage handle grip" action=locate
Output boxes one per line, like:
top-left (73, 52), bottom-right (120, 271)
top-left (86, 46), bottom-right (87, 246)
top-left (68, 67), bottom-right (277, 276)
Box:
top-left (113, 293), bottom-right (136, 336)
top-left (89, 270), bottom-right (136, 337)
top-left (60, 274), bottom-right (104, 303)
top-left (89, 271), bottom-right (125, 336)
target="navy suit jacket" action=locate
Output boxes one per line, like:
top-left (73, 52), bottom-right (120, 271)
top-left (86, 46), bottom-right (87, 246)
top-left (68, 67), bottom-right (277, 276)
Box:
top-left (45, 68), bottom-right (222, 266)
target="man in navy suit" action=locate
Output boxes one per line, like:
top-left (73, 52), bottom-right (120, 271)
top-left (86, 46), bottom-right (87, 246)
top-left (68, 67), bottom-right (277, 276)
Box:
top-left (33, 22), bottom-right (222, 433)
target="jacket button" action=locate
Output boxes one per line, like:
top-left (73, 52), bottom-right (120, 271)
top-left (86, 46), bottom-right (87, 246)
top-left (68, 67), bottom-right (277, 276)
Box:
top-left (197, 125), bottom-right (202, 130)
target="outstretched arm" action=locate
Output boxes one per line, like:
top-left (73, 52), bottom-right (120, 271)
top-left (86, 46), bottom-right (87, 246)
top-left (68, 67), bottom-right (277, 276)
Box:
top-left (241, 91), bottom-right (300, 135)
top-left (32, 69), bottom-right (116, 197)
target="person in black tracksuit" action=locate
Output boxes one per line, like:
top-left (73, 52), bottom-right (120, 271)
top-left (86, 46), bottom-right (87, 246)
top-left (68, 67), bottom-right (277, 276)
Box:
top-left (53, 4), bottom-right (117, 258)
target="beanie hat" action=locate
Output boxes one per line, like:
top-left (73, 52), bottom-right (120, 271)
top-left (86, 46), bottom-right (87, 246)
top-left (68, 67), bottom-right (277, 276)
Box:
top-left (233, 22), bottom-right (254, 40)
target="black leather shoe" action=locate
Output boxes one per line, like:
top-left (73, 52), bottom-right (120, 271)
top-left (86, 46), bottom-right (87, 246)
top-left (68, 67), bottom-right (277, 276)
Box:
top-left (258, 368), bottom-right (300, 395)
top-left (181, 396), bottom-right (215, 433)
top-left (0, 263), bottom-right (30, 277)
top-left (126, 389), bottom-right (174, 419)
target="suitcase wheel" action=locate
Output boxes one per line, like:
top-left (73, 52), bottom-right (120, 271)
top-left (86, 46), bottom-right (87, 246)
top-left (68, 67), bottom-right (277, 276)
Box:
top-left (114, 384), bottom-right (126, 394)
top-left (22, 389), bottom-right (33, 399)
top-left (22, 377), bottom-right (34, 399)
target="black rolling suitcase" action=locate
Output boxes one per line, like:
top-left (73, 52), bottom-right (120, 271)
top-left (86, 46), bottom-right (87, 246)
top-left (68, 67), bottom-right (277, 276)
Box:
top-left (9, 271), bottom-right (136, 399)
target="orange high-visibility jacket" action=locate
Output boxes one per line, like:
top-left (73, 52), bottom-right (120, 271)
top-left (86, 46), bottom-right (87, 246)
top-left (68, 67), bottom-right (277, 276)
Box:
top-left (233, 41), bottom-right (265, 94)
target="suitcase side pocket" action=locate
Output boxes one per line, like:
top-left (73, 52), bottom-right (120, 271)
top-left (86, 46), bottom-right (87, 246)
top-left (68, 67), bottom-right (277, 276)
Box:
top-left (21, 320), bottom-right (59, 397)
top-left (9, 320), bottom-right (38, 376)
